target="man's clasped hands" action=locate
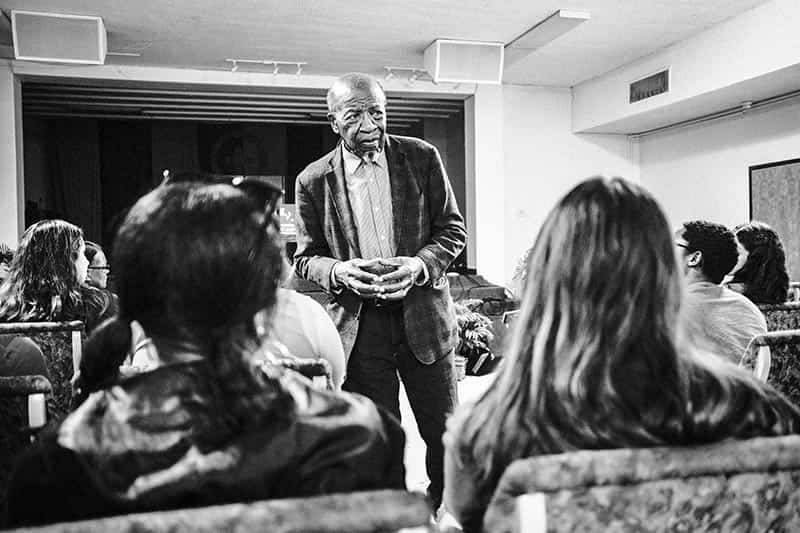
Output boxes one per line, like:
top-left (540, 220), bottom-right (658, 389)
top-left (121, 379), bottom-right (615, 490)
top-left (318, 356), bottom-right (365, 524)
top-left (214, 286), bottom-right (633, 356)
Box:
top-left (332, 256), bottom-right (425, 300)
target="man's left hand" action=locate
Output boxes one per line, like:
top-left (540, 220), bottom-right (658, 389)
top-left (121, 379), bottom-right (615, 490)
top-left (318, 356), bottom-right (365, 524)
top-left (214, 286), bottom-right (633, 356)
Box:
top-left (375, 256), bottom-right (425, 300)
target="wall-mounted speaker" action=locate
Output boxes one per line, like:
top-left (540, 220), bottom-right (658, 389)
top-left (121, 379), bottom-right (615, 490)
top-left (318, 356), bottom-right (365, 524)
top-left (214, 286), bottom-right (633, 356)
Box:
top-left (424, 39), bottom-right (504, 84)
top-left (12, 10), bottom-right (107, 65)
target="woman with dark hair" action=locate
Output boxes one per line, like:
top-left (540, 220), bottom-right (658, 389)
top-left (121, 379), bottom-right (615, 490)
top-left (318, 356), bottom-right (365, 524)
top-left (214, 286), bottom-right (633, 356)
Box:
top-left (729, 221), bottom-right (789, 304)
top-left (83, 240), bottom-right (111, 290)
top-left (6, 180), bottom-right (404, 527)
top-left (0, 220), bottom-right (115, 332)
top-left (443, 177), bottom-right (800, 533)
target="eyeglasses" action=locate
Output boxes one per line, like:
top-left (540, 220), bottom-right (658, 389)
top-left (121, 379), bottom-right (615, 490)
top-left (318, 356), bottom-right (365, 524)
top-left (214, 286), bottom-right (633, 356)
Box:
top-left (88, 265), bottom-right (111, 272)
top-left (162, 172), bottom-right (284, 261)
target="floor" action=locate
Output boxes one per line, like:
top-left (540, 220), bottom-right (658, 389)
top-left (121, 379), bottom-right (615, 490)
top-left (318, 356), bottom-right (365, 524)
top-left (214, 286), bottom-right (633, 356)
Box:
top-left (399, 373), bottom-right (496, 491)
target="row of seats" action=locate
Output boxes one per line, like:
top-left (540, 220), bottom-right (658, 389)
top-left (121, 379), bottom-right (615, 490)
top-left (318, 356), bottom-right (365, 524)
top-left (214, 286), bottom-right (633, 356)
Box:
top-left (4, 302), bottom-right (800, 532)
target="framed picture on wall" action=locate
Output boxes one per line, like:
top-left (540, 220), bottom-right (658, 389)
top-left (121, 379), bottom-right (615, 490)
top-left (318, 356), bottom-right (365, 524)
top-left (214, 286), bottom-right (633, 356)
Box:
top-left (749, 157), bottom-right (800, 281)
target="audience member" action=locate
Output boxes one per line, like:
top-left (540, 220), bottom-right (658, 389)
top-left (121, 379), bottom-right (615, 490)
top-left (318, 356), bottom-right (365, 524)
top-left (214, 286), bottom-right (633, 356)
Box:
top-left (442, 178), bottom-right (800, 533)
top-left (83, 240), bottom-right (111, 290)
top-left (270, 287), bottom-right (346, 389)
top-left (0, 243), bottom-right (12, 282)
top-left (728, 221), bottom-right (789, 304)
top-left (0, 244), bottom-right (45, 378)
top-left (6, 179), bottom-right (404, 526)
top-left (0, 220), bottom-right (116, 333)
top-left (678, 220), bottom-right (766, 363)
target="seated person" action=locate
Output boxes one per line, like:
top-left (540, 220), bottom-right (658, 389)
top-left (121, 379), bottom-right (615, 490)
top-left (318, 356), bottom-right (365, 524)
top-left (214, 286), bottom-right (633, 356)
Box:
top-left (678, 220), bottom-right (766, 363)
top-left (0, 335), bottom-right (47, 380)
top-left (84, 240), bottom-right (112, 291)
top-left (0, 220), bottom-right (116, 333)
top-left (271, 271), bottom-right (346, 389)
top-left (728, 221), bottom-right (789, 304)
top-left (6, 179), bottom-right (405, 527)
top-left (443, 178), bottom-right (800, 533)
top-left (0, 244), bottom-right (47, 379)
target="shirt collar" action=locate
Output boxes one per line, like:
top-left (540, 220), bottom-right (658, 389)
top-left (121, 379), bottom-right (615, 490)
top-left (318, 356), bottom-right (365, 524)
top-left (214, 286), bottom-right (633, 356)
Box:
top-left (341, 143), bottom-right (387, 176)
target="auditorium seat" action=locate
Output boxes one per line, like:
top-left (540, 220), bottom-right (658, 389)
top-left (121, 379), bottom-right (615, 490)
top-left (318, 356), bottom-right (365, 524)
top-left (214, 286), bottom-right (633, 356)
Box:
top-left (741, 329), bottom-right (800, 407)
top-left (484, 435), bottom-right (800, 533)
top-left (0, 374), bottom-right (53, 523)
top-left (757, 302), bottom-right (800, 331)
top-left (5, 490), bottom-right (433, 533)
top-left (0, 321), bottom-right (84, 421)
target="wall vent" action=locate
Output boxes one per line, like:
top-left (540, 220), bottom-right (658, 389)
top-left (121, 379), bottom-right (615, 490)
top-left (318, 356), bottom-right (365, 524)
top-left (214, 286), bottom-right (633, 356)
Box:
top-left (629, 69), bottom-right (669, 103)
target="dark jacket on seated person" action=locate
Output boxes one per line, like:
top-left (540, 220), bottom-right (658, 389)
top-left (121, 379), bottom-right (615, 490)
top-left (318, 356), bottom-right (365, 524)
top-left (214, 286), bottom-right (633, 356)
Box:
top-left (7, 359), bottom-right (405, 527)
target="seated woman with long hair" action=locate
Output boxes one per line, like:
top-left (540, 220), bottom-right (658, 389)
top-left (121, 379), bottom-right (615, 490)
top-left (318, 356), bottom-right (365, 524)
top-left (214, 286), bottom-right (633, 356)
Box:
top-left (728, 221), bottom-right (789, 304)
top-left (6, 180), bottom-right (404, 527)
top-left (0, 220), bottom-right (116, 332)
top-left (443, 177), bottom-right (800, 533)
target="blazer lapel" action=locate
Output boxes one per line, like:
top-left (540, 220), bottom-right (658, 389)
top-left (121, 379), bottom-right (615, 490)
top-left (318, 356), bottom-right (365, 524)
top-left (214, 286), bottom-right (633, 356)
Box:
top-left (386, 136), bottom-right (409, 255)
top-left (325, 144), bottom-right (361, 257)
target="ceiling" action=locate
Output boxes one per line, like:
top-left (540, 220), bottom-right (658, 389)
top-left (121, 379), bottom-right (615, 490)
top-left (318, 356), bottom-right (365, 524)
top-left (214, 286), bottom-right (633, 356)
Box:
top-left (0, 0), bottom-right (770, 87)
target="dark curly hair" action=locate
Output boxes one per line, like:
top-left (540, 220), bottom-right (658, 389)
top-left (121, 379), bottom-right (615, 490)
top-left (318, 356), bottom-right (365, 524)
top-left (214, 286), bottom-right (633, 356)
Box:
top-left (731, 221), bottom-right (789, 304)
top-left (0, 220), bottom-right (87, 322)
top-left (681, 220), bottom-right (738, 284)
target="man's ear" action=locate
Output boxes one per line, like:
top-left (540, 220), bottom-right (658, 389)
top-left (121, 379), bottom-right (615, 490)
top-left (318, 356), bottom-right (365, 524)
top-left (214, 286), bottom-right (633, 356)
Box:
top-left (327, 113), bottom-right (339, 135)
top-left (687, 250), bottom-right (702, 268)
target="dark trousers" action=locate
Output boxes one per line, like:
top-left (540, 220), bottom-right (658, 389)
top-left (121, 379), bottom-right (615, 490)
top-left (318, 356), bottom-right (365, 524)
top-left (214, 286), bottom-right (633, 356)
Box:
top-left (342, 305), bottom-right (457, 509)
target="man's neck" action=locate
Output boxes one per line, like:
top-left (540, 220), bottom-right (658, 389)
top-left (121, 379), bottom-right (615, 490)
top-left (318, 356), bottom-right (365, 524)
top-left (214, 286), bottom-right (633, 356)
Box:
top-left (686, 269), bottom-right (717, 286)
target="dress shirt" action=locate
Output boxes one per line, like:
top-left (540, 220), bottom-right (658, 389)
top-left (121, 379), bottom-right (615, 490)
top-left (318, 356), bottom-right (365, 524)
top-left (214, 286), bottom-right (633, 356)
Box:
top-left (342, 147), bottom-right (396, 258)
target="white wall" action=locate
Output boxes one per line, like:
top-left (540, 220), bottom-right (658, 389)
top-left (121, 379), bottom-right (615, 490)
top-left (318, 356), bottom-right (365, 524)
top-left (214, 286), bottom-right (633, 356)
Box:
top-left (640, 98), bottom-right (800, 230)
top-left (573, 0), bottom-right (800, 133)
top-left (501, 85), bottom-right (638, 287)
top-left (0, 61), bottom-right (23, 246)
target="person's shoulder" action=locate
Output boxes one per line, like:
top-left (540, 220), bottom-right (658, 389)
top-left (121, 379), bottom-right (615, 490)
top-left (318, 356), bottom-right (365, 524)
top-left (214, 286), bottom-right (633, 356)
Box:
top-left (296, 146), bottom-right (338, 184)
top-left (389, 134), bottom-right (437, 154)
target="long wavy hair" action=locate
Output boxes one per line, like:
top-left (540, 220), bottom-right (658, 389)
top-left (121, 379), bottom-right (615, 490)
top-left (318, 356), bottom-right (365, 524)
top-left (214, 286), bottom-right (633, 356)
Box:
top-left (731, 221), bottom-right (789, 304)
top-left (80, 182), bottom-right (284, 427)
top-left (456, 177), bottom-right (799, 491)
top-left (0, 220), bottom-right (87, 322)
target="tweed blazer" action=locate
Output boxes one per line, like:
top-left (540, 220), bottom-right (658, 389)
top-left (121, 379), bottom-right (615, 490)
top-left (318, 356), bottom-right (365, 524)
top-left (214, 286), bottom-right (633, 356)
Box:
top-left (293, 135), bottom-right (467, 364)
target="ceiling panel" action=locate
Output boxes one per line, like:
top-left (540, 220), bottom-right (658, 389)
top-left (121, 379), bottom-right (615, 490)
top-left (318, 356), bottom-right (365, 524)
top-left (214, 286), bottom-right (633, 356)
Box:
top-left (0, 0), bottom-right (770, 86)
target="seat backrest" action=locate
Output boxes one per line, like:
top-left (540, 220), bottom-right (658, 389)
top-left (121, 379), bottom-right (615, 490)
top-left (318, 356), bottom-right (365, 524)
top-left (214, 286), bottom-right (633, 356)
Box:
top-left (0, 375), bottom-right (53, 523)
top-left (0, 321), bottom-right (84, 420)
top-left (8, 489), bottom-right (432, 533)
top-left (757, 302), bottom-right (800, 331)
top-left (485, 435), bottom-right (800, 533)
top-left (740, 329), bottom-right (800, 407)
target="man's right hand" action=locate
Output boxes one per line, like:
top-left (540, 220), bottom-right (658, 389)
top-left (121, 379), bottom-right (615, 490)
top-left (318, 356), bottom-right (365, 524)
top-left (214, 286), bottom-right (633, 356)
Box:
top-left (332, 258), bottom-right (389, 297)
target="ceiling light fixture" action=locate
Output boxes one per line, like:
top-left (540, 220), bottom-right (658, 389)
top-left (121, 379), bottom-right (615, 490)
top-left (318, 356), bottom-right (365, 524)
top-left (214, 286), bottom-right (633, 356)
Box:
top-left (382, 66), bottom-right (432, 84)
top-left (225, 58), bottom-right (308, 75)
top-left (505, 9), bottom-right (590, 65)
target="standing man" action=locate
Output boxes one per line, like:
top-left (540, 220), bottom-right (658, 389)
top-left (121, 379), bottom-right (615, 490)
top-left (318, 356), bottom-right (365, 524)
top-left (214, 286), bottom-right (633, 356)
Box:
top-left (293, 72), bottom-right (466, 510)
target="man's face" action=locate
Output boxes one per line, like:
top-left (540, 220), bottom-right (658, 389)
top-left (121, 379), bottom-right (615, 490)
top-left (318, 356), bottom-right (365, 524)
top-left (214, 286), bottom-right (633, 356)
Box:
top-left (328, 84), bottom-right (387, 156)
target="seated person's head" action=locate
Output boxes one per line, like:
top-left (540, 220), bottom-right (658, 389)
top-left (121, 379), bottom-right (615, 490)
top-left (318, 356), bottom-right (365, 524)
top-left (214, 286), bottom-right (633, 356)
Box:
top-left (84, 241), bottom-right (110, 290)
top-left (79, 178), bottom-right (283, 401)
top-left (676, 220), bottom-right (737, 284)
top-left (508, 177), bottom-right (685, 424)
top-left (0, 243), bottom-right (13, 282)
top-left (730, 221), bottom-right (789, 303)
top-left (0, 220), bottom-right (90, 321)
